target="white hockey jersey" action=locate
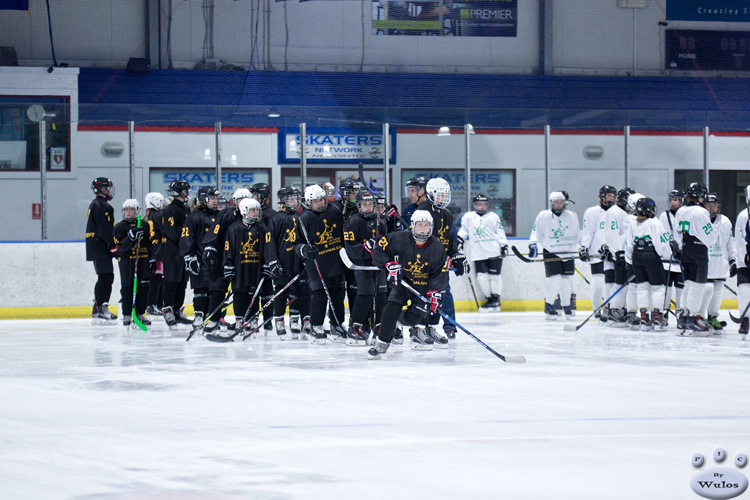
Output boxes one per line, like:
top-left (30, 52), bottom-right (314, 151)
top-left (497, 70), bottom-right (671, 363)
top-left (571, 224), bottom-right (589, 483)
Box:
top-left (735, 208), bottom-right (750, 269)
top-left (658, 209), bottom-right (681, 272)
top-left (529, 209), bottom-right (580, 254)
top-left (603, 205), bottom-right (631, 254)
top-left (673, 205), bottom-right (717, 248)
top-left (707, 214), bottom-right (736, 279)
top-left (624, 217), bottom-right (672, 265)
top-left (581, 205), bottom-right (607, 263)
top-left (457, 211), bottom-right (507, 262)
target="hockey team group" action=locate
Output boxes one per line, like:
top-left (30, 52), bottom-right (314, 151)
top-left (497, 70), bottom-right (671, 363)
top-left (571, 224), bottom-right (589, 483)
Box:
top-left (83, 172), bottom-right (744, 361)
top-left (84, 175), bottom-right (509, 359)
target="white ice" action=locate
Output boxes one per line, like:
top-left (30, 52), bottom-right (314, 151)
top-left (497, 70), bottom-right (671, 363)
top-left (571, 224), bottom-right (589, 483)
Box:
top-left (1, 312), bottom-right (749, 500)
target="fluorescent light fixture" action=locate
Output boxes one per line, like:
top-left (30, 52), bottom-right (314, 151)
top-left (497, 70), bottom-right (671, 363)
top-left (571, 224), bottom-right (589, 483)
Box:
top-left (230, 154), bottom-right (238, 165)
top-left (438, 126), bottom-right (451, 137)
top-left (204, 148), bottom-right (211, 160)
top-left (268, 112), bottom-right (281, 118)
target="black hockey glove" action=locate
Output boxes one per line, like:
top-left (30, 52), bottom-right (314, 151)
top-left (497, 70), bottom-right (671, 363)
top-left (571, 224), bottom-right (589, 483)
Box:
top-left (578, 246), bottom-right (589, 262)
top-left (669, 240), bottom-right (680, 257)
top-left (528, 243), bottom-right (538, 259)
top-left (223, 264), bottom-right (235, 281)
top-left (128, 227), bottom-right (144, 241)
top-left (426, 290), bottom-right (442, 313)
top-left (184, 255), bottom-right (200, 276)
top-left (456, 235), bottom-right (465, 252)
top-left (500, 245), bottom-right (509, 258)
top-left (451, 253), bottom-right (470, 276)
top-left (598, 244), bottom-right (612, 262)
top-left (149, 257), bottom-right (157, 275)
top-left (730, 259), bottom-right (737, 278)
top-left (265, 260), bottom-right (284, 280)
top-left (299, 244), bottom-right (320, 261)
top-left (363, 238), bottom-right (376, 254)
top-left (615, 251), bottom-right (626, 266)
top-left (203, 246), bottom-right (219, 272)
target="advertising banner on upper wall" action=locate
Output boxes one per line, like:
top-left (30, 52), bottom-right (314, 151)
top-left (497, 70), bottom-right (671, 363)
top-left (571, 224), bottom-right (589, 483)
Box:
top-left (666, 0), bottom-right (750, 22)
top-left (278, 128), bottom-right (396, 164)
top-left (372, 0), bottom-right (517, 37)
top-left (149, 169), bottom-right (270, 204)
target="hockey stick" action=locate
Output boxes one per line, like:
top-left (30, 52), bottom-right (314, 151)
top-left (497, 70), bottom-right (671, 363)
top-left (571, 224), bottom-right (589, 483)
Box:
top-left (467, 275), bottom-right (481, 311)
top-left (202, 279), bottom-right (265, 342)
top-left (298, 220), bottom-right (344, 330)
top-left (574, 267), bottom-right (591, 286)
top-left (564, 275), bottom-right (635, 332)
top-left (238, 271), bottom-right (303, 341)
top-left (398, 279), bottom-right (525, 363)
top-left (511, 245), bottom-right (580, 263)
top-left (729, 301), bottom-right (750, 324)
top-left (131, 216), bottom-right (148, 332)
top-left (339, 247), bottom-right (380, 271)
top-left (186, 290), bottom-right (234, 341)
top-left (724, 283), bottom-right (738, 296)
top-left (240, 296), bottom-right (297, 340)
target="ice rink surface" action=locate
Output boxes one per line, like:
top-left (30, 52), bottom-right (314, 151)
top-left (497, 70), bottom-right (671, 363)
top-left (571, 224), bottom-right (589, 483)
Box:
top-left (1, 312), bottom-right (749, 500)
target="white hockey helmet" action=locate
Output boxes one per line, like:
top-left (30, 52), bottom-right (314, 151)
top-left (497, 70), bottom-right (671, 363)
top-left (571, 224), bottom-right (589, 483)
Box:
top-left (745, 185), bottom-right (750, 206)
top-left (304, 184), bottom-right (327, 212)
top-left (426, 177), bottom-right (451, 209)
top-left (627, 193), bottom-right (645, 214)
top-left (122, 198), bottom-right (140, 221)
top-left (239, 198), bottom-right (261, 224)
top-left (144, 192), bottom-right (164, 211)
top-left (549, 191), bottom-right (566, 215)
top-left (233, 187), bottom-right (251, 207)
top-left (411, 209), bottom-right (433, 243)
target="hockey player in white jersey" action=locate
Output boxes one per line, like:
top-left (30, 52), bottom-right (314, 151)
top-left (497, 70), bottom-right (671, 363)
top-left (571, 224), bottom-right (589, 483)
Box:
top-left (624, 198), bottom-right (672, 331)
top-left (623, 192), bottom-right (647, 329)
top-left (658, 189), bottom-right (685, 326)
top-left (672, 182), bottom-right (717, 334)
top-left (581, 185), bottom-right (617, 321)
top-left (734, 186), bottom-right (750, 338)
top-left (602, 187), bottom-right (635, 326)
top-left (528, 191), bottom-right (582, 320)
top-left (457, 193), bottom-right (508, 311)
top-left (703, 193), bottom-right (736, 333)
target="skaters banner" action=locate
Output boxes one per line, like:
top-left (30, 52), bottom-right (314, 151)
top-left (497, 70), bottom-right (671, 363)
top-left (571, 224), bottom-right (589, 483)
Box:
top-left (278, 128), bottom-right (396, 164)
top-left (401, 169), bottom-right (516, 235)
top-left (666, 0), bottom-right (750, 22)
top-left (149, 168), bottom-right (270, 204)
top-left (372, 0), bottom-right (517, 37)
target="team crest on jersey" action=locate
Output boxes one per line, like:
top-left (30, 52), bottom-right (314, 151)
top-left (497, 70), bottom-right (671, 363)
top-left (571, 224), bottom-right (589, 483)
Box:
top-left (437, 220), bottom-right (449, 246)
top-left (241, 234), bottom-right (259, 259)
top-left (551, 219), bottom-right (573, 242)
top-left (378, 236), bottom-right (388, 250)
top-left (283, 218), bottom-right (298, 243)
top-left (314, 219), bottom-right (341, 249)
top-left (404, 254), bottom-right (429, 280)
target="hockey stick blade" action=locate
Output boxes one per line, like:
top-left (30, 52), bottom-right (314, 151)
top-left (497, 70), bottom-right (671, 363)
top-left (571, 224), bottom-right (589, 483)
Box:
top-left (511, 245), bottom-right (533, 262)
top-left (339, 247), bottom-right (380, 271)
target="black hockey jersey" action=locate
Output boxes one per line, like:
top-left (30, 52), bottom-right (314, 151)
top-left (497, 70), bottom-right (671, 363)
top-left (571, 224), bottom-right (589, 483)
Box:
top-left (144, 209), bottom-right (163, 262)
top-left (180, 206), bottom-right (217, 259)
top-left (336, 199), bottom-right (358, 221)
top-left (267, 210), bottom-right (303, 277)
top-left (161, 198), bottom-right (191, 260)
top-left (372, 231), bottom-right (447, 294)
top-left (417, 202), bottom-right (458, 256)
top-left (223, 219), bottom-right (270, 293)
top-left (201, 207), bottom-right (241, 262)
top-left (344, 213), bottom-right (387, 266)
top-left (85, 197), bottom-right (116, 261)
top-left (294, 203), bottom-right (345, 280)
top-left (113, 218), bottom-right (153, 281)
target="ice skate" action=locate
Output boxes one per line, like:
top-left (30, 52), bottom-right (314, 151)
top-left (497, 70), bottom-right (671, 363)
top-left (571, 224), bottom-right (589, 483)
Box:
top-left (290, 315), bottom-right (301, 339)
top-left (368, 338), bottom-right (390, 360)
top-left (135, 314), bottom-right (151, 327)
top-left (563, 306), bottom-right (573, 321)
top-left (426, 326), bottom-right (449, 348)
top-left (651, 309), bottom-right (667, 332)
top-left (740, 318), bottom-right (749, 339)
top-left (346, 323), bottom-right (368, 346)
top-left (175, 306), bottom-right (192, 327)
top-left (684, 315), bottom-right (710, 336)
top-left (639, 308), bottom-right (652, 332)
top-left (444, 326), bottom-right (456, 339)
top-left (544, 302), bottom-right (558, 321)
top-left (310, 325), bottom-right (327, 345)
top-left (146, 304), bottom-right (163, 317)
top-left (392, 327), bottom-right (404, 345)
top-left (275, 317), bottom-right (287, 340)
top-left (708, 315), bottom-right (724, 334)
top-left (162, 306), bottom-right (177, 330)
top-left (92, 302), bottom-right (117, 326)
top-left (409, 326), bottom-right (434, 351)
top-left (301, 316), bottom-right (311, 341)
top-left (626, 311), bottom-right (640, 331)
top-left (122, 316), bottom-right (132, 327)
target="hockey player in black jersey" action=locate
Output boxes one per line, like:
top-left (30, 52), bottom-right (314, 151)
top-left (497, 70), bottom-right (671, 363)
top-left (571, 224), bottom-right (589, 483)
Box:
top-left (368, 210), bottom-right (448, 359)
top-left (161, 180), bottom-right (192, 329)
top-left (294, 184), bottom-right (347, 344)
top-left (251, 182), bottom-right (278, 335)
top-left (267, 187), bottom-right (310, 339)
top-left (113, 199), bottom-right (153, 327)
top-left (402, 176), bottom-right (427, 226)
top-left (144, 192), bottom-right (165, 318)
top-left (180, 186), bottom-right (219, 331)
top-left (201, 188), bottom-right (251, 332)
top-left (376, 194), bottom-right (406, 233)
top-left (86, 177), bottom-right (118, 324)
top-left (344, 191), bottom-right (388, 345)
top-left (337, 177), bottom-right (360, 220)
top-left (223, 198), bottom-right (273, 338)
top-left (418, 177), bottom-right (468, 339)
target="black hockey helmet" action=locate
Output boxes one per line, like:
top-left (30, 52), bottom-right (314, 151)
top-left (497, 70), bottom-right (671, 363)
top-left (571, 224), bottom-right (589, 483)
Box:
top-left (705, 192), bottom-right (721, 206)
top-left (91, 177), bottom-right (115, 200)
top-left (685, 182), bottom-right (708, 204)
top-left (250, 182), bottom-right (270, 206)
top-left (599, 185), bottom-right (617, 208)
top-left (635, 197), bottom-right (656, 219)
top-left (356, 190), bottom-right (376, 219)
top-left (277, 186), bottom-right (299, 213)
top-left (168, 180), bottom-right (191, 199)
top-left (668, 188), bottom-right (685, 200)
top-left (616, 187), bottom-right (635, 209)
top-left (705, 192), bottom-right (721, 220)
top-left (472, 193), bottom-right (489, 215)
top-left (197, 185), bottom-right (219, 206)
top-left (405, 176), bottom-right (427, 199)
top-left (340, 177), bottom-right (360, 203)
